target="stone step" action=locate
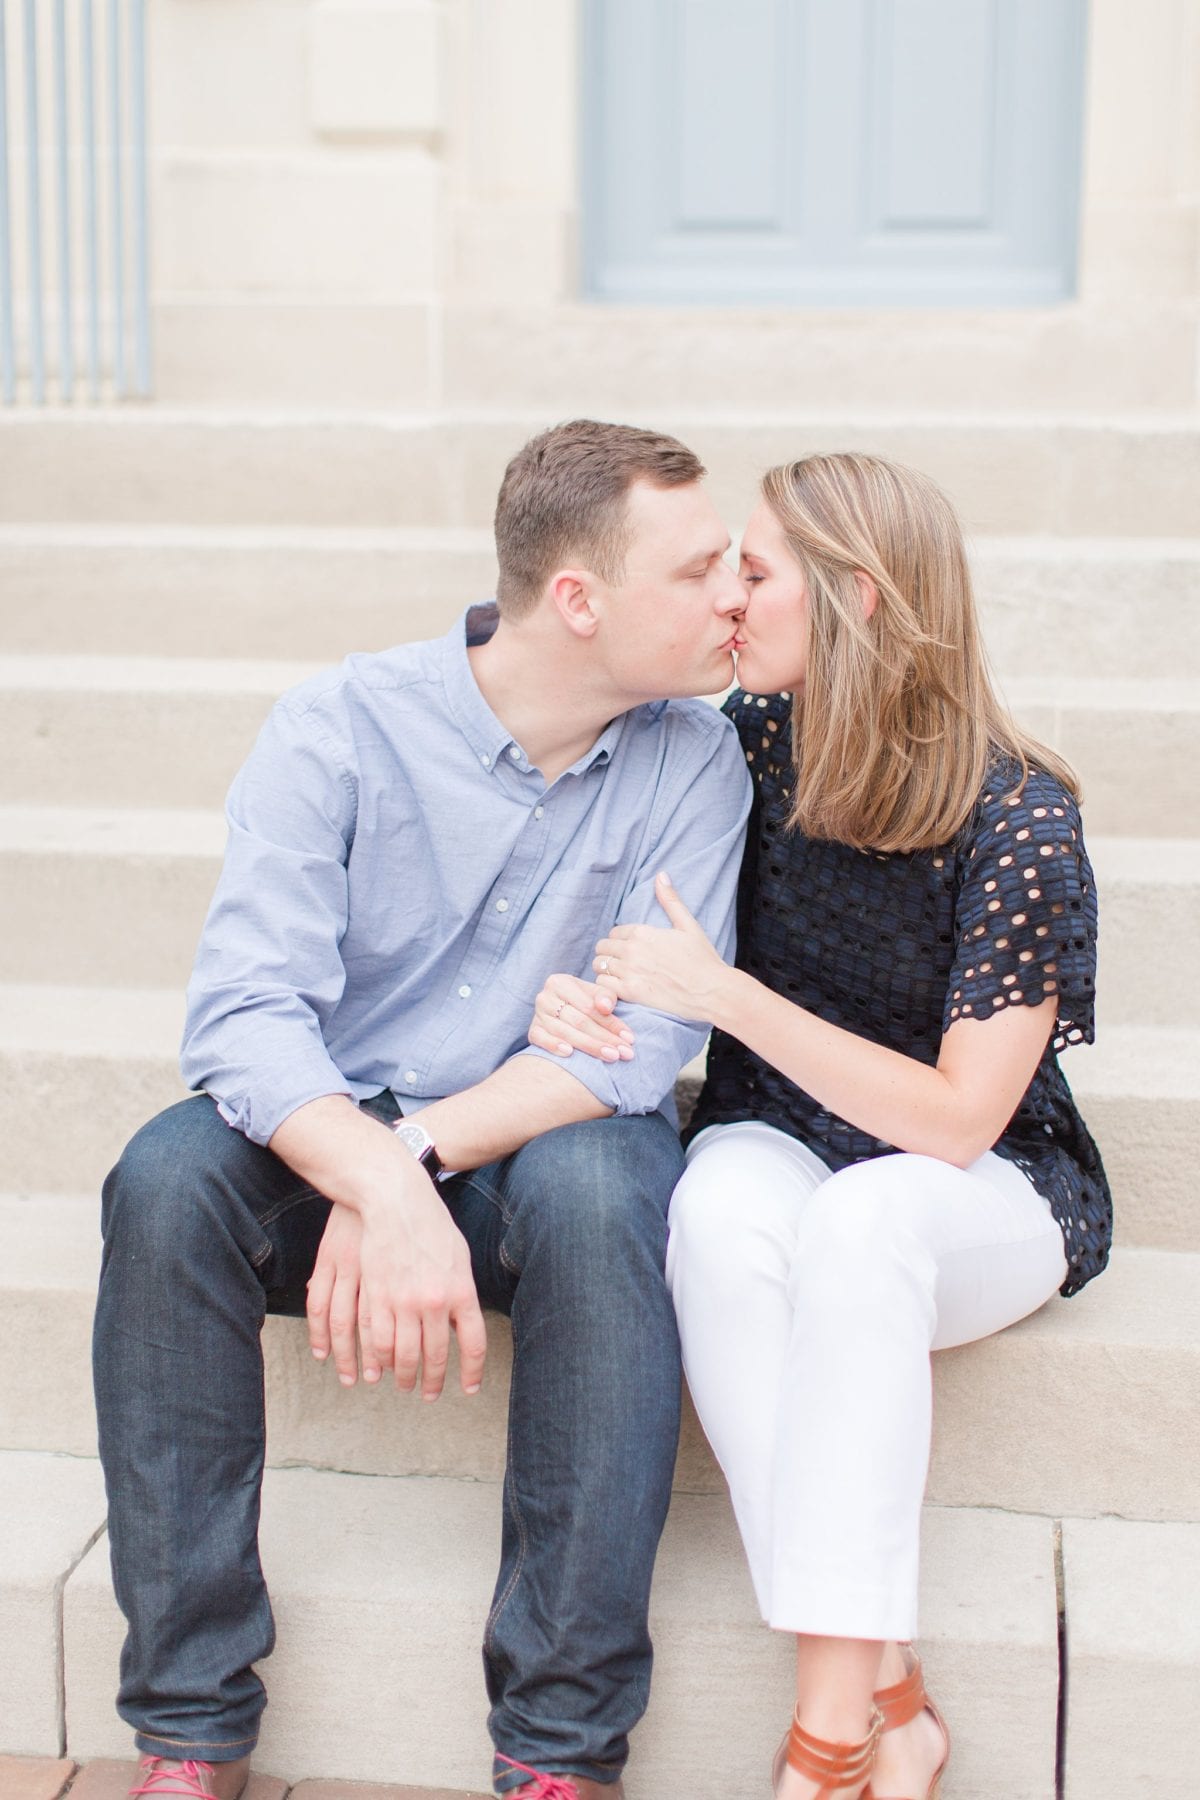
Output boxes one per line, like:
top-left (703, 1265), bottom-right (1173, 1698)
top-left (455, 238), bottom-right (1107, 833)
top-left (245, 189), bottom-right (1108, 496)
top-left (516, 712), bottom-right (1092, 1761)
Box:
top-left (152, 295), bottom-right (1197, 413)
top-left (59, 1459), bottom-right (1060, 1797)
top-left (1, 986), bottom-right (1194, 1252)
top-left (1, 527), bottom-right (1198, 679)
top-left (2, 655), bottom-right (1194, 835)
top-left (1, 809), bottom-right (1191, 1028)
top-left (1060, 1517), bottom-right (1200, 1799)
top-left (3, 408), bottom-right (1200, 538)
top-left (0, 1451), bottom-right (108, 1757)
top-left (3, 1192), bottom-right (1196, 1523)
top-left (0, 524), bottom-right (490, 661)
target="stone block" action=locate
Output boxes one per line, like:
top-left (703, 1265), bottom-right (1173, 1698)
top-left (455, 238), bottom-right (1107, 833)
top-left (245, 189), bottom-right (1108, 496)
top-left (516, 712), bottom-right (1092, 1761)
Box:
top-left (153, 302), bottom-right (437, 410)
top-left (62, 1467), bottom-right (1058, 1797)
top-left (0, 1452), bottom-right (108, 1755)
top-left (148, 0), bottom-right (313, 149)
top-left (152, 152), bottom-right (440, 297)
top-left (1062, 1517), bottom-right (1200, 1798)
top-left (309, 2), bottom-right (445, 139)
top-left (0, 525), bottom-right (492, 662)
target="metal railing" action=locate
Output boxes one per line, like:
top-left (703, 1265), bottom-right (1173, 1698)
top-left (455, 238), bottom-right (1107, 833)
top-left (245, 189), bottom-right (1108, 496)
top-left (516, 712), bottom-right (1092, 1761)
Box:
top-left (0, 0), bottom-right (151, 404)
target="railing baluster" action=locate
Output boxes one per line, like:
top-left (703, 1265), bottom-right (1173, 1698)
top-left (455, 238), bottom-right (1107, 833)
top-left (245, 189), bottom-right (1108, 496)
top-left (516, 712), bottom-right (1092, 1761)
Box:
top-left (130, 0), bottom-right (149, 395)
top-left (0, 0), bottom-right (152, 406)
top-left (0, 0), bottom-right (15, 405)
top-left (22, 0), bottom-right (44, 404)
top-left (107, 0), bottom-right (124, 397)
top-left (82, 0), bottom-right (101, 401)
top-left (53, 0), bottom-right (71, 401)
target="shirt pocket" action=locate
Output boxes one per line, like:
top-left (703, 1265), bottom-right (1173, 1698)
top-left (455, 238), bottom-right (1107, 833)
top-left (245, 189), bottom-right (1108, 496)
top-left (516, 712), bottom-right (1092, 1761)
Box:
top-left (499, 870), bottom-right (618, 1006)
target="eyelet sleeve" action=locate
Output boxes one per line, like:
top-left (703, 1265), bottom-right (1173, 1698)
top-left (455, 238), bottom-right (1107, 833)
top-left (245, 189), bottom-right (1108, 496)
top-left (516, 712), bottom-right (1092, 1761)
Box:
top-left (943, 769), bottom-right (1098, 1051)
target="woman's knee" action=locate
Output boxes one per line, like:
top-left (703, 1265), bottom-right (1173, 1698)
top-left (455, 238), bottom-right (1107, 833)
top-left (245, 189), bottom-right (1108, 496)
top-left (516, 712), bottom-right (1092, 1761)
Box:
top-left (789, 1159), bottom-right (937, 1308)
top-left (666, 1146), bottom-right (813, 1299)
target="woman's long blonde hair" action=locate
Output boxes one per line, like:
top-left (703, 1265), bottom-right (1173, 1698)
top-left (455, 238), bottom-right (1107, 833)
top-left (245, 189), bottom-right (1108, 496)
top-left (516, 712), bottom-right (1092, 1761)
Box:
top-left (760, 453), bottom-right (1079, 853)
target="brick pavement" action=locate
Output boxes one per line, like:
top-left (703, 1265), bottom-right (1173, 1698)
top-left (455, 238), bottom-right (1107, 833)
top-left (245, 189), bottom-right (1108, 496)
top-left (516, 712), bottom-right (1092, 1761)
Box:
top-left (0, 1762), bottom-right (489, 1800)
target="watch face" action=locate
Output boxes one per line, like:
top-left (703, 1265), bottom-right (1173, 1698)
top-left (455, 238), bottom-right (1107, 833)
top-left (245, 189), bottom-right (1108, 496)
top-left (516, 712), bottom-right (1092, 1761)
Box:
top-left (393, 1122), bottom-right (431, 1159)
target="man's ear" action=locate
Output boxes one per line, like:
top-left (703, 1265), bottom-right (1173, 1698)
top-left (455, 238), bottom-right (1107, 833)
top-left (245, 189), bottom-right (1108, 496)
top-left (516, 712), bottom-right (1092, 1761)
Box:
top-left (853, 570), bottom-right (880, 620)
top-left (549, 569), bottom-right (601, 639)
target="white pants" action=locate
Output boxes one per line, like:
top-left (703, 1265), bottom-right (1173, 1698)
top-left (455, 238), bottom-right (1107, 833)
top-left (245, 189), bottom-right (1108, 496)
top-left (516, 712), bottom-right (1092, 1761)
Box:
top-left (667, 1121), bottom-right (1068, 1642)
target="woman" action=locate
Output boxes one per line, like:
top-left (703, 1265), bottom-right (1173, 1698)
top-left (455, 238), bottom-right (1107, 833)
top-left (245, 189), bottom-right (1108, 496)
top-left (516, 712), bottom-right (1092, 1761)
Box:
top-left (528, 454), bottom-right (1112, 1800)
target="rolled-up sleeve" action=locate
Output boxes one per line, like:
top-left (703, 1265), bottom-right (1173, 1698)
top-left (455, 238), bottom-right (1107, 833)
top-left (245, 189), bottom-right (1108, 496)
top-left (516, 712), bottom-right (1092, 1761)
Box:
top-left (180, 698), bottom-right (359, 1144)
top-left (521, 708), bottom-right (752, 1115)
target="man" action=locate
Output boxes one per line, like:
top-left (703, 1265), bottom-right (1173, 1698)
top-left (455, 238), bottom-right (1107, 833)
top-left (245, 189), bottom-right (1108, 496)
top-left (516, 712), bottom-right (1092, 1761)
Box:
top-left (94, 420), bottom-right (752, 1799)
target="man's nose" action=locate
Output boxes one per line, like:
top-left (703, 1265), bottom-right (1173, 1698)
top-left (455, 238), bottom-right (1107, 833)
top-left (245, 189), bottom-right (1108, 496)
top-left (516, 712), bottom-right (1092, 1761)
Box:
top-left (715, 563), bottom-right (745, 611)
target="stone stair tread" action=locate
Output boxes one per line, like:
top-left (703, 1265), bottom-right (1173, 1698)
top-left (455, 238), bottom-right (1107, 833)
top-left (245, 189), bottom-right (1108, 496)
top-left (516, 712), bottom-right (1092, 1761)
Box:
top-left (0, 984), bottom-right (186, 1057)
top-left (0, 519), bottom-right (1198, 554)
top-left (5, 650), bottom-right (1197, 706)
top-left (5, 1187), bottom-right (1192, 1343)
top-left (1061, 1516), bottom-right (1200, 1797)
top-left (1003, 671), bottom-right (1200, 710)
top-left (0, 979), bottom-right (1191, 1089)
top-left (1, 1193), bottom-right (101, 1288)
top-left (4, 408), bottom-right (1200, 540)
top-left (1087, 834), bottom-right (1200, 880)
top-left (4, 401), bottom-right (1200, 425)
top-left (1, 1451), bottom-right (109, 1758)
top-left (0, 652), bottom-right (321, 694)
top-left (58, 1457), bottom-right (1059, 1794)
top-left (0, 805), bottom-right (228, 856)
top-left (7, 805), bottom-right (1199, 871)
top-left (3, 1190), bottom-right (1195, 1521)
top-left (0, 520), bottom-right (496, 550)
top-left (1067, 1024), bottom-right (1200, 1097)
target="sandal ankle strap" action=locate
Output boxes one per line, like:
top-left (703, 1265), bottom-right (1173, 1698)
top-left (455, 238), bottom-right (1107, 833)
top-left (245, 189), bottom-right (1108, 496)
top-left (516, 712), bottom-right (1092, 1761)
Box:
top-left (873, 1647), bottom-right (928, 1734)
top-left (785, 1706), bottom-right (883, 1795)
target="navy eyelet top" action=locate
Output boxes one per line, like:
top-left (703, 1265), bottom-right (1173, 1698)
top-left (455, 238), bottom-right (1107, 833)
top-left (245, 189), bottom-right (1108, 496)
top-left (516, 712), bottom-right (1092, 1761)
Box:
top-left (687, 689), bottom-right (1113, 1295)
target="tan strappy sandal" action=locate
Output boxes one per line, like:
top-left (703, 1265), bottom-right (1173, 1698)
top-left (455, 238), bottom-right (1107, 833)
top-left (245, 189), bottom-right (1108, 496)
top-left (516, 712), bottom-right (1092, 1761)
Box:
top-left (773, 1705), bottom-right (883, 1797)
top-left (862, 1644), bottom-right (950, 1800)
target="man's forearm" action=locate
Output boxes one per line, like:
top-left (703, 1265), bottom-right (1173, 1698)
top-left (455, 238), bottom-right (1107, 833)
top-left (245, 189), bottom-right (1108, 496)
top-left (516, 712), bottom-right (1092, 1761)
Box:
top-left (419, 1056), bottom-right (611, 1171)
top-left (269, 1093), bottom-right (420, 1215)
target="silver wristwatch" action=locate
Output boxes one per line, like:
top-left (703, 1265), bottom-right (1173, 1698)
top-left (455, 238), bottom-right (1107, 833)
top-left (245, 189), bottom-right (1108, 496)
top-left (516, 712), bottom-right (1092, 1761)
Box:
top-left (390, 1117), bottom-right (445, 1181)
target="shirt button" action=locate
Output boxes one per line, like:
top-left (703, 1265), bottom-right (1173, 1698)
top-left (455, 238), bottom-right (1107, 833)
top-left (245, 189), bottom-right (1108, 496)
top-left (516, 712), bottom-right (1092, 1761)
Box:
top-left (509, 745), bottom-right (523, 761)
top-left (458, 984), bottom-right (472, 998)
top-left (495, 898), bottom-right (509, 913)
top-left (480, 753), bottom-right (491, 768)
top-left (534, 805), bottom-right (545, 819)
top-left (404, 1069), bottom-right (417, 1085)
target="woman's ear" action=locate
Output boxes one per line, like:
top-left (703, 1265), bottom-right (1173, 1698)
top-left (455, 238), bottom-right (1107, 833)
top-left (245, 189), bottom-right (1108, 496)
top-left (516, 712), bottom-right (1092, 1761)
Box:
top-left (853, 570), bottom-right (880, 620)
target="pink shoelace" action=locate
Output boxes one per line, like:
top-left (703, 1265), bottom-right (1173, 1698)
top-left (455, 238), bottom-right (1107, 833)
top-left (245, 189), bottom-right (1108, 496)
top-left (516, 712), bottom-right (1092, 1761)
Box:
top-left (495, 1752), bottom-right (583, 1798)
top-left (129, 1757), bottom-right (220, 1798)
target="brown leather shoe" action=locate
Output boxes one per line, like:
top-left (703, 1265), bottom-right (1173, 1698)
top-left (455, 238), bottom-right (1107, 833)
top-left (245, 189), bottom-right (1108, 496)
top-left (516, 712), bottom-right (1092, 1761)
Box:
top-left (128, 1755), bottom-right (252, 1800)
top-left (496, 1758), bottom-right (625, 1799)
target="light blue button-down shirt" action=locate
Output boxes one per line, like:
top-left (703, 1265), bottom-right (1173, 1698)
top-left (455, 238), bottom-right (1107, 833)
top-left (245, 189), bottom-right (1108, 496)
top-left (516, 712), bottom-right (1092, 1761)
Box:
top-left (182, 605), bottom-right (753, 1145)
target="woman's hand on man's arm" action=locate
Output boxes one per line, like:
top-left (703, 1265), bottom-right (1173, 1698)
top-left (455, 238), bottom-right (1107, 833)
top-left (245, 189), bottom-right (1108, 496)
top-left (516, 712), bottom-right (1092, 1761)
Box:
top-left (528, 972), bottom-right (637, 1061)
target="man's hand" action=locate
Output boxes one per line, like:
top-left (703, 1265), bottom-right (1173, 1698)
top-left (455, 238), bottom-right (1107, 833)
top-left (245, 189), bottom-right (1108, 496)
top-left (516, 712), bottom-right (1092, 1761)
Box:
top-left (305, 1161), bottom-right (487, 1400)
top-left (306, 1203), bottom-right (380, 1386)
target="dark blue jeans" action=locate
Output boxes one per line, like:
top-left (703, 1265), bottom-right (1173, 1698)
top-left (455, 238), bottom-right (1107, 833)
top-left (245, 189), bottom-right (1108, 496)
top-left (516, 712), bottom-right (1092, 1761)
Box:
top-left (93, 1092), bottom-right (684, 1791)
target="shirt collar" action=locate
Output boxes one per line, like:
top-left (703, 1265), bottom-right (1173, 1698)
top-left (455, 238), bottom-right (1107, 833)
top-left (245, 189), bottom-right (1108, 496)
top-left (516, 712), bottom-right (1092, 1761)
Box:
top-left (441, 603), bottom-right (668, 778)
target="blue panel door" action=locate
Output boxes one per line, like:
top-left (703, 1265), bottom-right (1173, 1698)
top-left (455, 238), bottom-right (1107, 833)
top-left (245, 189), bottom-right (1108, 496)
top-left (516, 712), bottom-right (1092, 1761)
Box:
top-left (582, 0), bottom-right (1088, 305)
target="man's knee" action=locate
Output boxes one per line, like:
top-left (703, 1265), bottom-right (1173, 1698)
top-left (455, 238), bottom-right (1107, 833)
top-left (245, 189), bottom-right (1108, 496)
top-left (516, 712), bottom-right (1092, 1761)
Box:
top-left (506, 1111), bottom-right (685, 1259)
top-left (101, 1094), bottom-right (260, 1259)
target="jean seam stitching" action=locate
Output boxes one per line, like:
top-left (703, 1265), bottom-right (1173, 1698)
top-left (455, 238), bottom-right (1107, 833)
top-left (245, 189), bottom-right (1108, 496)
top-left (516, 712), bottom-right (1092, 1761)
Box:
top-left (257, 1185), bottom-right (323, 1231)
top-left (461, 1169), bottom-right (514, 1226)
top-left (136, 1732), bottom-right (258, 1749)
top-left (483, 1330), bottom-right (528, 1660)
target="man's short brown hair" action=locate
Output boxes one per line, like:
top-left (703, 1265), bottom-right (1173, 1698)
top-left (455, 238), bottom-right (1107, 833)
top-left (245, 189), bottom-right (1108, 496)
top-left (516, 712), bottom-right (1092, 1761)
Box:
top-left (493, 419), bottom-right (706, 618)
